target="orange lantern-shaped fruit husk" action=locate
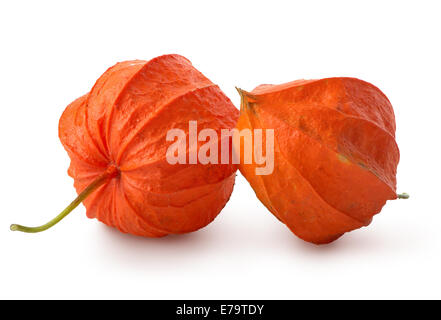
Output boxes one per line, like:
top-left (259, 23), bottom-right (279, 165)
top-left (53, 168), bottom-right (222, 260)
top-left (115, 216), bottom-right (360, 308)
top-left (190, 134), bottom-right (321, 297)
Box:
top-left (235, 78), bottom-right (406, 244)
top-left (11, 54), bottom-right (239, 237)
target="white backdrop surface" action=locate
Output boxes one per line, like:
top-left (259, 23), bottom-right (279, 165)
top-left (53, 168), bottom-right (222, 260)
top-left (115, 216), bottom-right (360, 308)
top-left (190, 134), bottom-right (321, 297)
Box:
top-left (0, 0), bottom-right (439, 299)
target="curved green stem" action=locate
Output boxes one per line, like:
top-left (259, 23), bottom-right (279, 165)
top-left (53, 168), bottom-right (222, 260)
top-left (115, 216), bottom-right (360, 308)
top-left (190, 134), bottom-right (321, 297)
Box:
top-left (10, 166), bottom-right (118, 233)
top-left (397, 193), bottom-right (409, 199)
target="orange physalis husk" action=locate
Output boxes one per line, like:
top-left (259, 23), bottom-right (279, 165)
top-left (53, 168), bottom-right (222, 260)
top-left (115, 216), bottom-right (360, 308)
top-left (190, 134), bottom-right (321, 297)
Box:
top-left (235, 78), bottom-right (404, 244)
top-left (11, 54), bottom-right (239, 237)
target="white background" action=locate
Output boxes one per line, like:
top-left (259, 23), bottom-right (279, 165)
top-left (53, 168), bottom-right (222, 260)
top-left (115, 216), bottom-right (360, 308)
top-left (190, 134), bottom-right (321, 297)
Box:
top-left (0, 0), bottom-right (439, 299)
